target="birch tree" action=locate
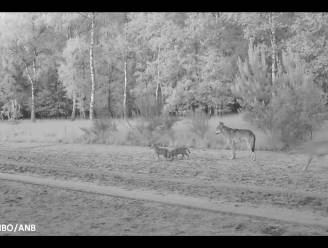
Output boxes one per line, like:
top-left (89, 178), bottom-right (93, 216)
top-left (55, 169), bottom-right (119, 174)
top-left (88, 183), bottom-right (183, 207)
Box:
top-left (0, 13), bottom-right (54, 121)
top-left (88, 12), bottom-right (96, 120)
top-left (58, 37), bottom-right (90, 120)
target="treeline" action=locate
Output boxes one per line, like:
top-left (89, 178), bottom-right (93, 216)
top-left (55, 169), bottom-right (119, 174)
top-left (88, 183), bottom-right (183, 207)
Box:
top-left (0, 13), bottom-right (327, 125)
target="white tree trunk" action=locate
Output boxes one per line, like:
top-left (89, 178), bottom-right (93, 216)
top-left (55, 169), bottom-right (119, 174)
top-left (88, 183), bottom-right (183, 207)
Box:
top-left (25, 65), bottom-right (35, 122)
top-left (123, 58), bottom-right (128, 119)
top-left (89, 12), bottom-right (96, 120)
top-left (123, 20), bottom-right (129, 119)
top-left (30, 78), bottom-right (35, 121)
top-left (31, 59), bottom-right (37, 122)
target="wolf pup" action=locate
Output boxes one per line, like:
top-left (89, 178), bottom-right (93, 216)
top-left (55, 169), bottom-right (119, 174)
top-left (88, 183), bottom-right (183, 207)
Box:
top-left (150, 143), bottom-right (171, 160)
top-left (169, 146), bottom-right (191, 160)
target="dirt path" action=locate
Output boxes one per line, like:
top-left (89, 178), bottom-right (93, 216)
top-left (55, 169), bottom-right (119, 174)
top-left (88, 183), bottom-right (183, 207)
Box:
top-left (1, 158), bottom-right (328, 216)
top-left (1, 172), bottom-right (328, 229)
top-left (1, 142), bottom-right (328, 235)
top-left (3, 180), bottom-right (328, 236)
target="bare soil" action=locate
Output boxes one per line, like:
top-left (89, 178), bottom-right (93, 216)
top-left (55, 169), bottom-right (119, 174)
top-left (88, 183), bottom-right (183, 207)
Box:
top-left (0, 142), bottom-right (328, 235)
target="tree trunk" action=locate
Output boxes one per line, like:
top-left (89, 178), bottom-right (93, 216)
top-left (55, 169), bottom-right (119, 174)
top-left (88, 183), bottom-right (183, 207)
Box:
top-left (123, 19), bottom-right (129, 119)
top-left (30, 80), bottom-right (35, 122)
top-left (25, 66), bottom-right (35, 122)
top-left (80, 96), bottom-right (86, 119)
top-left (156, 46), bottom-right (163, 116)
top-left (31, 59), bottom-right (37, 122)
top-left (269, 13), bottom-right (277, 86)
top-left (71, 92), bottom-right (76, 121)
top-left (123, 57), bottom-right (128, 119)
top-left (156, 83), bottom-right (163, 116)
top-left (89, 12), bottom-right (96, 120)
top-left (107, 64), bottom-right (112, 117)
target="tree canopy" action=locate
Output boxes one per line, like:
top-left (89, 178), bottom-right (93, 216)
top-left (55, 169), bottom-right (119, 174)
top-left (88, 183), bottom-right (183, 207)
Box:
top-left (0, 12), bottom-right (326, 122)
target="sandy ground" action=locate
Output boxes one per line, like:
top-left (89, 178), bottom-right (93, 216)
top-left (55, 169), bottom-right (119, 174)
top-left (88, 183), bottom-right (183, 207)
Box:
top-left (0, 142), bottom-right (328, 235)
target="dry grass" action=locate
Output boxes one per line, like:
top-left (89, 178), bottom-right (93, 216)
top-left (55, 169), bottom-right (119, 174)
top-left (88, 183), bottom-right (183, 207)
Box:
top-left (0, 114), bottom-right (327, 151)
top-left (173, 113), bottom-right (284, 151)
top-left (0, 119), bottom-right (92, 143)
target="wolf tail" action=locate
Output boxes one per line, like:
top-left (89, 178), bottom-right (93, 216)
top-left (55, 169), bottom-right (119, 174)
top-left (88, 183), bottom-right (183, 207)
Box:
top-left (251, 134), bottom-right (256, 153)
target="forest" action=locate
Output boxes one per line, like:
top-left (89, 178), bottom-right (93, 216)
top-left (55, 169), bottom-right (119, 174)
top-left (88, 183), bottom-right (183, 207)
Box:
top-left (2, 13), bottom-right (328, 236)
top-left (0, 12), bottom-right (327, 145)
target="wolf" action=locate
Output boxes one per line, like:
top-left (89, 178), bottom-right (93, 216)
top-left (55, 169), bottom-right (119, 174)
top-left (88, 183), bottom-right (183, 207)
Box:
top-left (215, 122), bottom-right (256, 161)
top-left (169, 146), bottom-right (191, 160)
top-left (301, 140), bottom-right (328, 171)
top-left (149, 143), bottom-right (170, 160)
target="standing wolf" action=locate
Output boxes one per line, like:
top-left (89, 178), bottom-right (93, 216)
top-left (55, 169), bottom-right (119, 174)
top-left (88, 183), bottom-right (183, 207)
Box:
top-left (215, 122), bottom-right (256, 161)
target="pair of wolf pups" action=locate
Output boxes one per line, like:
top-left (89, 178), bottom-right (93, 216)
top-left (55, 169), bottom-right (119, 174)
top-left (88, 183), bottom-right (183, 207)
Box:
top-left (150, 144), bottom-right (191, 160)
top-left (215, 122), bottom-right (327, 171)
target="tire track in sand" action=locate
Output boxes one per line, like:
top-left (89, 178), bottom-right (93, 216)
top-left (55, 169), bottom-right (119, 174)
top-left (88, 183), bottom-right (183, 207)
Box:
top-left (1, 172), bottom-right (328, 228)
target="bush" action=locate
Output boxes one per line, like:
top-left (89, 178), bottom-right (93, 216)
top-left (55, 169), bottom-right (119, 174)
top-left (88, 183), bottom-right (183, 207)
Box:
top-left (235, 45), bottom-right (328, 146)
top-left (126, 114), bottom-right (179, 146)
top-left (272, 83), bottom-right (326, 145)
top-left (125, 119), bottom-right (152, 146)
top-left (80, 118), bottom-right (118, 144)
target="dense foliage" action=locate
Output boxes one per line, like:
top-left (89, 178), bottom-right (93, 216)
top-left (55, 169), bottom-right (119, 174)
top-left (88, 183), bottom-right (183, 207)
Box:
top-left (0, 12), bottom-right (327, 144)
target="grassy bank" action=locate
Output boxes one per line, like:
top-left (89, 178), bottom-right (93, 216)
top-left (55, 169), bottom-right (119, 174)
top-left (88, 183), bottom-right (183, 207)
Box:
top-left (1, 114), bottom-right (327, 151)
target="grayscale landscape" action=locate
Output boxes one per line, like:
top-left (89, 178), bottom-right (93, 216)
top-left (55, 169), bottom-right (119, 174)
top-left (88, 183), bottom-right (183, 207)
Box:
top-left (0, 12), bottom-right (328, 236)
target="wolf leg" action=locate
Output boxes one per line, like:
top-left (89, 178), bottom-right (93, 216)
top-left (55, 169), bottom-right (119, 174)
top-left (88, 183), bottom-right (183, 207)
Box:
top-left (230, 141), bottom-right (236, 159)
top-left (249, 144), bottom-right (256, 161)
top-left (247, 138), bottom-right (256, 161)
top-left (251, 152), bottom-right (256, 161)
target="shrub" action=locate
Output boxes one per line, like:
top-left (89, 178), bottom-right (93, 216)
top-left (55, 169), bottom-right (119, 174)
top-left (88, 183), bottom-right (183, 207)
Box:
top-left (126, 114), bottom-right (179, 146)
top-left (271, 82), bottom-right (327, 145)
top-left (80, 118), bottom-right (118, 144)
top-left (234, 45), bottom-right (328, 146)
